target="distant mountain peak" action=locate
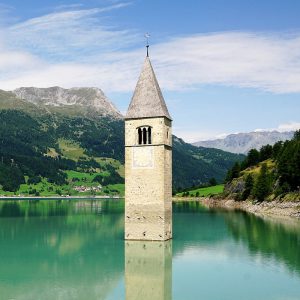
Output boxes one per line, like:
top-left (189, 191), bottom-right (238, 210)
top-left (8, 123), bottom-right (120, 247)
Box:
top-left (12, 86), bottom-right (122, 119)
top-left (193, 130), bottom-right (295, 154)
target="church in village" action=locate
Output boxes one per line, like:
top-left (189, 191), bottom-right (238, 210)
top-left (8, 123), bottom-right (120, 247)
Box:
top-left (124, 51), bottom-right (172, 241)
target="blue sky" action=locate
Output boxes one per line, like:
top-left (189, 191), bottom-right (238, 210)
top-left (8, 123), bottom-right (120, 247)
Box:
top-left (0, 0), bottom-right (300, 141)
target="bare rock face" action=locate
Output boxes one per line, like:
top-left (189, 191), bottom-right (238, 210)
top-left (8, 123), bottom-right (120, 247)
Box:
top-left (13, 87), bottom-right (122, 119)
top-left (193, 131), bottom-right (295, 154)
top-left (225, 179), bottom-right (245, 194)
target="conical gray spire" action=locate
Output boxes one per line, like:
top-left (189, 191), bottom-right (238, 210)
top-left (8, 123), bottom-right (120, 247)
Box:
top-left (125, 57), bottom-right (172, 120)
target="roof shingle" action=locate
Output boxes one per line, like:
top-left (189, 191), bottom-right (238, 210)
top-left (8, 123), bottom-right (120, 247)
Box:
top-left (125, 57), bottom-right (172, 120)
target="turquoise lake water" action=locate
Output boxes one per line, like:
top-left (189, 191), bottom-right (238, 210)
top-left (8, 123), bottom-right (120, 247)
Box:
top-left (0, 199), bottom-right (300, 300)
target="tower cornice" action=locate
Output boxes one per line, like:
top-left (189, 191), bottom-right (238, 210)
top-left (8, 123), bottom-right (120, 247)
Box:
top-left (124, 115), bottom-right (172, 122)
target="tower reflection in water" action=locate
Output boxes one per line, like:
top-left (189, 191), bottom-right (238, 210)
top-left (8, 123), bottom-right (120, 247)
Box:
top-left (125, 240), bottom-right (172, 300)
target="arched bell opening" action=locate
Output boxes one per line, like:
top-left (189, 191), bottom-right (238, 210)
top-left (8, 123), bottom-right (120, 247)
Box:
top-left (143, 128), bottom-right (147, 144)
top-left (136, 126), bottom-right (152, 145)
top-left (148, 127), bottom-right (152, 144)
top-left (138, 128), bottom-right (142, 145)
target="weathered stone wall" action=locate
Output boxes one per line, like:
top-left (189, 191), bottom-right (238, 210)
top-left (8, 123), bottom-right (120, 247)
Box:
top-left (125, 117), bottom-right (172, 241)
top-left (125, 117), bottom-right (172, 147)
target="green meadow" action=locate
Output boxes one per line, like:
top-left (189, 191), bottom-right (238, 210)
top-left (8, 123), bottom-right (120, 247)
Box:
top-left (0, 169), bottom-right (124, 197)
top-left (176, 184), bottom-right (224, 197)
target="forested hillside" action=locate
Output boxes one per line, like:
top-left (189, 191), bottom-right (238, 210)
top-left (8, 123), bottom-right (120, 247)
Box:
top-left (172, 136), bottom-right (245, 190)
top-left (0, 89), bottom-right (244, 195)
top-left (224, 131), bottom-right (300, 201)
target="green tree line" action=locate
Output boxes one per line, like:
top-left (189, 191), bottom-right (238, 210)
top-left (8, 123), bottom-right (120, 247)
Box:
top-left (225, 131), bottom-right (300, 201)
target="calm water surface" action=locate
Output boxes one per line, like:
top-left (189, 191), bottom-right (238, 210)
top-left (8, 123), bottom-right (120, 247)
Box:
top-left (0, 200), bottom-right (300, 300)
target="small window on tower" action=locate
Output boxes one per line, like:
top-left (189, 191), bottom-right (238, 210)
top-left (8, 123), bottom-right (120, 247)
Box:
top-left (148, 127), bottom-right (152, 144)
top-left (138, 128), bottom-right (142, 145)
top-left (143, 128), bottom-right (147, 144)
top-left (137, 126), bottom-right (152, 145)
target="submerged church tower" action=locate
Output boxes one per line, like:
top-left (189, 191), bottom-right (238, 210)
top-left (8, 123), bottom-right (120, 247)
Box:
top-left (125, 53), bottom-right (172, 241)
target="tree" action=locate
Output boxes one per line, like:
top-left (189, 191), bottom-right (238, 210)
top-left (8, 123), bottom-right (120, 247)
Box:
top-left (0, 164), bottom-right (25, 192)
top-left (277, 134), bottom-right (300, 191)
top-left (272, 141), bottom-right (283, 159)
top-left (247, 149), bottom-right (260, 167)
top-left (294, 130), bottom-right (300, 140)
top-left (260, 144), bottom-right (273, 161)
top-left (93, 175), bottom-right (103, 183)
top-left (242, 174), bottom-right (254, 200)
top-left (209, 177), bottom-right (217, 186)
top-left (27, 176), bottom-right (41, 185)
top-left (225, 169), bottom-right (233, 183)
top-left (253, 164), bottom-right (271, 201)
top-left (225, 162), bottom-right (240, 182)
top-left (231, 162), bottom-right (241, 179)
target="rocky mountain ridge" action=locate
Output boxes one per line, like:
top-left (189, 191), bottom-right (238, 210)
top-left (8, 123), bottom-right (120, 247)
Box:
top-left (12, 86), bottom-right (122, 119)
top-left (193, 131), bottom-right (295, 154)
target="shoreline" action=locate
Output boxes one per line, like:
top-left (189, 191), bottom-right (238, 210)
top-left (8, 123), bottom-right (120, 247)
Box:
top-left (0, 196), bottom-right (122, 200)
top-left (1, 196), bottom-right (300, 220)
top-left (177, 197), bottom-right (300, 219)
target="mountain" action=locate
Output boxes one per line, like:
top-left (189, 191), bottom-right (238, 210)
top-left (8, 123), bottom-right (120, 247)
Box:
top-left (13, 87), bottom-right (122, 119)
top-left (0, 87), bottom-right (244, 195)
top-left (193, 131), bottom-right (295, 154)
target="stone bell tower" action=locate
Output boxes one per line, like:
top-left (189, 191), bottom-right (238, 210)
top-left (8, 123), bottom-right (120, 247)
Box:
top-left (124, 54), bottom-right (172, 241)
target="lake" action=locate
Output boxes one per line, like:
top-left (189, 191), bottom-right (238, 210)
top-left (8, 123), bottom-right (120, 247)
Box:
top-left (0, 199), bottom-right (299, 300)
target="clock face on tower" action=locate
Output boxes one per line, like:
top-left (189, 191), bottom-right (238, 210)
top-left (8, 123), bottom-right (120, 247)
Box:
top-left (132, 147), bottom-right (154, 169)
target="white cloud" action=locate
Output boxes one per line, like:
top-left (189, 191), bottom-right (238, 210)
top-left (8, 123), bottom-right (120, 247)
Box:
top-left (151, 32), bottom-right (300, 93)
top-left (6, 3), bottom-right (135, 58)
top-left (0, 61), bottom-right (139, 91)
top-left (277, 122), bottom-right (300, 131)
top-left (1, 6), bottom-right (300, 95)
top-left (255, 122), bottom-right (300, 133)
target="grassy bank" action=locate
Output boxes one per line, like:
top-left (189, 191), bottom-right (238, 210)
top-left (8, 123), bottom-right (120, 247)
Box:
top-left (176, 184), bottom-right (224, 197)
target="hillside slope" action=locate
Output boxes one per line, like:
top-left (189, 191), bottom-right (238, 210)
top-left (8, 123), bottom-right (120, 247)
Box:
top-left (224, 133), bottom-right (300, 201)
top-left (173, 136), bottom-right (244, 189)
top-left (0, 88), bottom-right (244, 195)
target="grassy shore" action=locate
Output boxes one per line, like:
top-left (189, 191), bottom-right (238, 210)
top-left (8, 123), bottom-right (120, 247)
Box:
top-left (176, 184), bottom-right (224, 197)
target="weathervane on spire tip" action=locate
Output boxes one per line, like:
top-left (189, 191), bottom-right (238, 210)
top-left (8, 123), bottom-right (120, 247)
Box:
top-left (144, 33), bottom-right (150, 57)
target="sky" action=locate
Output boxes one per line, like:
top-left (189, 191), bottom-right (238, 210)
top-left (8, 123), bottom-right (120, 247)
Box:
top-left (0, 0), bottom-right (300, 142)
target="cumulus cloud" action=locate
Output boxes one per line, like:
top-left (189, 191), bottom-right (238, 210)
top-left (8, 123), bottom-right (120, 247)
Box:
top-left (151, 32), bottom-right (300, 93)
top-left (1, 5), bottom-right (300, 95)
